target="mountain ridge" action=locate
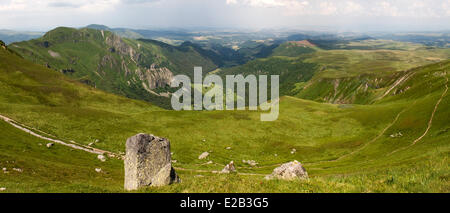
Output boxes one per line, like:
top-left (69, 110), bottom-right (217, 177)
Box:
top-left (9, 27), bottom-right (218, 108)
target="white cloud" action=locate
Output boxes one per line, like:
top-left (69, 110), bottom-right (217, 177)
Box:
top-left (444, 0), bottom-right (450, 16)
top-left (226, 0), bottom-right (307, 8)
top-left (225, 0), bottom-right (448, 17)
top-left (226, 0), bottom-right (238, 4)
top-left (0, 0), bottom-right (448, 30)
top-left (0, 0), bottom-right (121, 12)
top-left (319, 2), bottom-right (337, 15)
top-left (341, 1), bottom-right (363, 15)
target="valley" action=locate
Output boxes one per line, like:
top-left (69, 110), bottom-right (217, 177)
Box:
top-left (0, 30), bottom-right (449, 192)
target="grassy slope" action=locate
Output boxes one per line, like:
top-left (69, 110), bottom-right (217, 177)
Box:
top-left (295, 43), bottom-right (450, 104)
top-left (270, 41), bottom-right (319, 57)
top-left (218, 40), bottom-right (450, 104)
top-left (0, 44), bottom-right (448, 192)
top-left (219, 56), bottom-right (319, 96)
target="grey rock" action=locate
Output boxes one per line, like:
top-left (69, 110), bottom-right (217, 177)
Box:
top-left (198, 152), bottom-right (209, 160)
top-left (242, 160), bottom-right (258, 166)
top-left (12, 168), bottom-right (22, 172)
top-left (221, 161), bottom-right (236, 173)
top-left (265, 160), bottom-right (308, 180)
top-left (46, 143), bottom-right (54, 148)
top-left (124, 133), bottom-right (180, 190)
top-left (97, 155), bottom-right (106, 162)
top-left (95, 168), bottom-right (102, 173)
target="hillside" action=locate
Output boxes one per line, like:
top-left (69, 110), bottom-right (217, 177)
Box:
top-left (8, 27), bottom-right (217, 108)
top-left (0, 40), bottom-right (448, 192)
top-left (270, 40), bottom-right (319, 57)
top-left (220, 40), bottom-right (450, 105)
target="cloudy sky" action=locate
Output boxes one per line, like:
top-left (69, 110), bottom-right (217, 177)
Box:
top-left (1, 0), bottom-right (449, 31)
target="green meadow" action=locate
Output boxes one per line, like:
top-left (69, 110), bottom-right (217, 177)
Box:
top-left (0, 42), bottom-right (448, 192)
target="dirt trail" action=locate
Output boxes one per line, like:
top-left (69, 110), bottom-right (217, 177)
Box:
top-left (376, 72), bottom-right (414, 101)
top-left (6, 74), bottom-right (445, 173)
top-left (388, 76), bottom-right (448, 155)
top-left (0, 114), bottom-right (270, 175)
top-left (0, 114), bottom-right (120, 158)
top-left (305, 104), bottom-right (411, 166)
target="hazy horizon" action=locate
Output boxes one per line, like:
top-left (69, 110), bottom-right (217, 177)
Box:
top-left (1, 0), bottom-right (450, 32)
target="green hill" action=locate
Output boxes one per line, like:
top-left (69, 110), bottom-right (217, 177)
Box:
top-left (220, 40), bottom-right (450, 105)
top-left (270, 40), bottom-right (319, 57)
top-left (8, 27), bottom-right (217, 108)
top-left (0, 40), bottom-right (448, 192)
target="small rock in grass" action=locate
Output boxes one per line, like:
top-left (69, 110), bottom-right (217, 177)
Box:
top-left (242, 160), bottom-right (258, 166)
top-left (290, 148), bottom-right (296, 154)
top-left (206, 161), bottom-right (213, 164)
top-left (0, 187), bottom-right (6, 191)
top-left (202, 139), bottom-right (206, 142)
top-left (12, 168), bottom-right (23, 172)
top-left (198, 152), bottom-right (209, 160)
top-left (2, 168), bottom-right (6, 171)
top-left (46, 143), bottom-right (54, 148)
top-left (226, 147), bottom-right (231, 150)
top-left (95, 168), bottom-right (102, 173)
top-left (88, 142), bottom-right (94, 146)
top-left (265, 160), bottom-right (308, 180)
top-left (97, 155), bottom-right (106, 162)
top-left (390, 132), bottom-right (403, 138)
top-left (221, 161), bottom-right (236, 174)
top-left (172, 160), bottom-right (177, 163)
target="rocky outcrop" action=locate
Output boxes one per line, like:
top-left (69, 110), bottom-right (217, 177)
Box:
top-left (136, 64), bottom-right (173, 90)
top-left (265, 160), bottom-right (308, 180)
top-left (124, 133), bottom-right (180, 190)
top-left (105, 34), bottom-right (172, 92)
top-left (105, 33), bottom-right (140, 63)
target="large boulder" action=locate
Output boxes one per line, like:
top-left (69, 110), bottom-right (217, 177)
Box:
top-left (265, 160), bottom-right (308, 180)
top-left (124, 133), bottom-right (180, 190)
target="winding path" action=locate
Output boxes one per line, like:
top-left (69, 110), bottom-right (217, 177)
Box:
top-left (388, 76), bottom-right (448, 155)
top-left (0, 114), bottom-right (121, 158)
top-left (1, 75), bottom-right (446, 173)
top-left (305, 104), bottom-right (411, 166)
top-left (376, 72), bottom-right (414, 101)
top-left (0, 114), bottom-right (265, 175)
